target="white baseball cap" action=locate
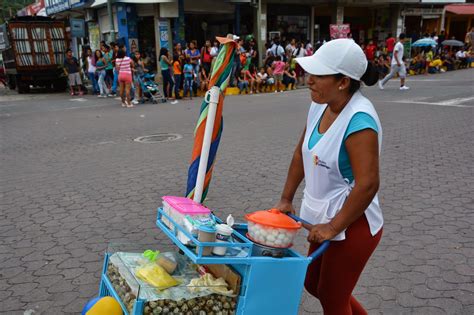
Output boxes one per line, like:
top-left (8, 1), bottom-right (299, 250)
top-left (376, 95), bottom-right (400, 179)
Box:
top-left (296, 39), bottom-right (368, 81)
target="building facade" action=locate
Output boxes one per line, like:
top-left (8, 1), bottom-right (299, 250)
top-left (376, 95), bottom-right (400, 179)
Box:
top-left (43, 0), bottom-right (471, 70)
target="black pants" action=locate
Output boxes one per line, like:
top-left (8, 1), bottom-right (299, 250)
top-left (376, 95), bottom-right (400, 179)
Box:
top-left (161, 69), bottom-right (174, 98)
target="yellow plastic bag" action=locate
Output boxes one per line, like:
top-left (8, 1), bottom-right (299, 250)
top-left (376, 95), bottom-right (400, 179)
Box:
top-left (135, 263), bottom-right (180, 290)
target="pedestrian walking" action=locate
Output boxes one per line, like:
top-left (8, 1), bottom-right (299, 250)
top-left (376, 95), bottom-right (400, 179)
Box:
top-left (115, 49), bottom-right (134, 107)
top-left (378, 33), bottom-right (410, 90)
top-left (63, 49), bottom-right (83, 96)
top-left (275, 38), bottom-right (381, 315)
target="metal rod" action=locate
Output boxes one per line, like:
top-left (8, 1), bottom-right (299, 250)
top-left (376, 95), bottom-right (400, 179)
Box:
top-left (193, 86), bottom-right (220, 203)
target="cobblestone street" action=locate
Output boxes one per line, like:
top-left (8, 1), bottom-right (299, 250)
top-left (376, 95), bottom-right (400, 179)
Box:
top-left (1, 69), bottom-right (473, 314)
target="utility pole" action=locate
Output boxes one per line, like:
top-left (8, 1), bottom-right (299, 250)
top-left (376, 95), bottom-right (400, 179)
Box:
top-left (107, 0), bottom-right (115, 41)
top-left (256, 0), bottom-right (263, 67)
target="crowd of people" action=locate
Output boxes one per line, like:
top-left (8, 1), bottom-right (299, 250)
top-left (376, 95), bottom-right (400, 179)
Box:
top-left (63, 27), bottom-right (474, 107)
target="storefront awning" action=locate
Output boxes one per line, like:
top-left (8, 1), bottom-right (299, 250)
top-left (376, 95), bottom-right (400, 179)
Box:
top-left (445, 4), bottom-right (474, 15)
top-left (91, 0), bottom-right (174, 8)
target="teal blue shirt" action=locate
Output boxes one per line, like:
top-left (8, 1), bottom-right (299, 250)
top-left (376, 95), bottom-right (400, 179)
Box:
top-left (308, 112), bottom-right (378, 183)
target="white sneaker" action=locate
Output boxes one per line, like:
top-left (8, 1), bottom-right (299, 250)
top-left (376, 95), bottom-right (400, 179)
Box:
top-left (98, 94), bottom-right (106, 98)
top-left (400, 86), bottom-right (410, 90)
top-left (132, 100), bottom-right (139, 105)
top-left (378, 81), bottom-right (384, 90)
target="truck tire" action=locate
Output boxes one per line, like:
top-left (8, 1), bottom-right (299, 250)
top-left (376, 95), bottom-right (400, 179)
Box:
top-left (17, 82), bottom-right (30, 94)
top-left (52, 79), bottom-right (67, 92)
top-left (7, 75), bottom-right (17, 90)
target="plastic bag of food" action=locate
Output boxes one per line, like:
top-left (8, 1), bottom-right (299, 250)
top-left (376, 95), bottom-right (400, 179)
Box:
top-left (135, 263), bottom-right (180, 290)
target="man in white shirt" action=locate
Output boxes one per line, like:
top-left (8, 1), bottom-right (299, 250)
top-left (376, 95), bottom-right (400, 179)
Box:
top-left (270, 38), bottom-right (286, 60)
top-left (379, 33), bottom-right (410, 90)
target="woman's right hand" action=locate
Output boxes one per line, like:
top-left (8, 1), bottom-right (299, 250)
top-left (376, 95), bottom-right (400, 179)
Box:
top-left (273, 198), bottom-right (296, 215)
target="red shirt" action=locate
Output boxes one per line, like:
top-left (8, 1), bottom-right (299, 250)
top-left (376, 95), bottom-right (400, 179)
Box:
top-left (365, 44), bottom-right (376, 61)
top-left (386, 37), bottom-right (395, 53)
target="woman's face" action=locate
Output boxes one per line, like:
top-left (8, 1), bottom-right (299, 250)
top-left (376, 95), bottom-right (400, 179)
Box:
top-left (307, 75), bottom-right (342, 104)
top-left (95, 51), bottom-right (101, 58)
top-left (135, 52), bottom-right (141, 59)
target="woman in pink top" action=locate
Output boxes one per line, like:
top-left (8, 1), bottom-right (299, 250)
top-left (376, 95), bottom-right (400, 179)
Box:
top-left (272, 56), bottom-right (286, 92)
top-left (115, 48), bottom-right (134, 107)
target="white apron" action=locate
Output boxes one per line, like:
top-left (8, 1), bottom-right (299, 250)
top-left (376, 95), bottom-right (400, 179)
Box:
top-left (300, 91), bottom-right (383, 241)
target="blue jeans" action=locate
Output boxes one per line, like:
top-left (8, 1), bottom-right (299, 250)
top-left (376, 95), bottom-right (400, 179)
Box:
top-left (111, 68), bottom-right (118, 94)
top-left (88, 72), bottom-right (99, 94)
top-left (184, 77), bottom-right (193, 98)
top-left (97, 70), bottom-right (108, 96)
top-left (238, 80), bottom-right (249, 93)
top-left (174, 74), bottom-right (182, 98)
top-left (161, 69), bottom-right (174, 98)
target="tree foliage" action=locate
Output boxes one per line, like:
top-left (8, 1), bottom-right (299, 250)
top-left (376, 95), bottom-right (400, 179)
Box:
top-left (1, 0), bottom-right (34, 24)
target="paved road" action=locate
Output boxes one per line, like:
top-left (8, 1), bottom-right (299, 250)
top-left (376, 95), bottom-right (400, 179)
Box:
top-left (1, 69), bottom-right (473, 314)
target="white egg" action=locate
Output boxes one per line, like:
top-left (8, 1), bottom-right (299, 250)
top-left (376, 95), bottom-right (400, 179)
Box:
top-left (266, 235), bottom-right (276, 242)
top-left (274, 239), bottom-right (283, 246)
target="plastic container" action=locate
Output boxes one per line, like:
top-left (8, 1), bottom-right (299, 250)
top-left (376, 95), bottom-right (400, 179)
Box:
top-left (162, 196), bottom-right (211, 244)
top-left (212, 224), bottom-right (234, 256)
top-left (245, 209), bottom-right (301, 248)
top-left (196, 225), bottom-right (216, 256)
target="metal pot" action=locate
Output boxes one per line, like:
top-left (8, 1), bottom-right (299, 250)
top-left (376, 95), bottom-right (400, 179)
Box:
top-left (251, 241), bottom-right (289, 258)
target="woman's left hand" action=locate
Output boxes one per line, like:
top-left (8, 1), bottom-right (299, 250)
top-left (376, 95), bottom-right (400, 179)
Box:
top-left (307, 223), bottom-right (338, 243)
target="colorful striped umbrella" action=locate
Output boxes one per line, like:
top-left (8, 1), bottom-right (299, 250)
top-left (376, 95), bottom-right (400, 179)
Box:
top-left (186, 36), bottom-right (237, 203)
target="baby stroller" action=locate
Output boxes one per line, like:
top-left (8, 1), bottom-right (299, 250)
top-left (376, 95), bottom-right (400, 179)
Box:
top-left (138, 73), bottom-right (166, 104)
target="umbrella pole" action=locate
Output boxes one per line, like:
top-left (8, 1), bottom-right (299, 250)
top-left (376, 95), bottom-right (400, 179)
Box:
top-left (193, 86), bottom-right (220, 203)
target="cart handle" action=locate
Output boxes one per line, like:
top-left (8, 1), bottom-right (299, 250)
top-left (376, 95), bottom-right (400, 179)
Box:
top-left (287, 213), bottom-right (330, 263)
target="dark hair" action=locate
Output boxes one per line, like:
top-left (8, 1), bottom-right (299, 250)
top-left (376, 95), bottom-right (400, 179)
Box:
top-left (66, 48), bottom-right (72, 53)
top-left (159, 47), bottom-right (168, 57)
top-left (94, 50), bottom-right (102, 58)
top-left (117, 49), bottom-right (126, 59)
top-left (334, 63), bottom-right (379, 93)
top-left (399, 33), bottom-right (406, 40)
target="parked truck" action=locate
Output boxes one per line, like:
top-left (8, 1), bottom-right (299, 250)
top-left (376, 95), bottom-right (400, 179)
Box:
top-left (0, 16), bottom-right (68, 93)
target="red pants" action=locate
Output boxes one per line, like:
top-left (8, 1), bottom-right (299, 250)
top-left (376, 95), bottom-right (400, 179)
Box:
top-left (305, 214), bottom-right (382, 315)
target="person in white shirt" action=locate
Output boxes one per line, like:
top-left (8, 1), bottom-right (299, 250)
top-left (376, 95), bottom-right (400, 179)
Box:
top-left (256, 67), bottom-right (268, 92)
top-left (378, 33), bottom-right (410, 90)
top-left (293, 42), bottom-right (307, 86)
top-left (210, 40), bottom-right (219, 59)
top-left (270, 38), bottom-right (286, 59)
top-left (286, 38), bottom-right (297, 58)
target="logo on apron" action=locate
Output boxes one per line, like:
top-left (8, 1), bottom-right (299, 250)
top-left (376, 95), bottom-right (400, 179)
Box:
top-left (313, 154), bottom-right (330, 169)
